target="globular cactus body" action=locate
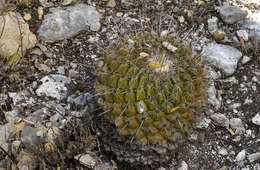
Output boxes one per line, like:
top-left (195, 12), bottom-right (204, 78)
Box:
top-left (95, 32), bottom-right (208, 147)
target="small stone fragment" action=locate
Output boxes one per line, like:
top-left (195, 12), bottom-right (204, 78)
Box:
top-left (248, 152), bottom-right (260, 162)
top-left (62, 0), bottom-right (74, 5)
top-left (229, 118), bottom-right (245, 135)
top-left (187, 10), bottom-right (193, 17)
top-left (162, 41), bottom-right (178, 52)
top-left (121, 0), bottom-right (134, 7)
top-left (207, 82), bottom-right (222, 109)
top-left (160, 30), bottom-right (168, 37)
top-left (36, 64), bottom-right (52, 73)
top-left (195, 118), bottom-right (211, 129)
top-left (38, 7), bottom-right (44, 20)
top-left (219, 148), bottom-right (228, 156)
top-left (177, 160), bottom-right (188, 170)
top-left (252, 113), bottom-right (260, 126)
top-left (179, 16), bottom-right (185, 23)
top-left (107, 0), bottom-right (116, 8)
top-left (237, 30), bottom-right (248, 41)
top-left (23, 13), bottom-right (31, 21)
top-left (210, 113), bottom-right (229, 128)
top-left (75, 154), bottom-right (97, 169)
top-left (116, 12), bottom-right (123, 17)
top-left (241, 56), bottom-right (251, 65)
top-left (0, 123), bottom-right (12, 144)
top-left (208, 17), bottom-right (218, 34)
top-left (219, 5), bottom-right (247, 24)
top-left (201, 43), bottom-right (242, 76)
top-left (236, 150), bottom-right (246, 161)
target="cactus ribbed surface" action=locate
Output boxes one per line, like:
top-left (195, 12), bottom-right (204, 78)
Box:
top-left (95, 32), bottom-right (208, 164)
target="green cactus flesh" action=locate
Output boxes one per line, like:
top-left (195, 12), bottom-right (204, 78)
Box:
top-left (95, 32), bottom-right (208, 146)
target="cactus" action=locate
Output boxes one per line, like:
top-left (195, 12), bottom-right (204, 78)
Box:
top-left (95, 32), bottom-right (208, 147)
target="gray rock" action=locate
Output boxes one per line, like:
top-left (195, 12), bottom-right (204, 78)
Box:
top-left (21, 125), bottom-right (44, 146)
top-left (38, 3), bottom-right (101, 42)
top-left (219, 5), bottom-right (247, 24)
top-left (229, 118), bottom-right (245, 135)
top-left (252, 113), bottom-right (260, 126)
top-left (210, 113), bottom-right (229, 128)
top-left (8, 90), bottom-right (36, 107)
top-left (195, 118), bottom-right (211, 129)
top-left (248, 152), bottom-right (260, 162)
top-left (0, 123), bottom-right (11, 143)
top-left (36, 74), bottom-right (72, 100)
top-left (26, 107), bottom-right (50, 124)
top-left (207, 81), bottom-right (222, 109)
top-left (237, 30), bottom-right (249, 41)
top-left (218, 148), bottom-right (228, 156)
top-left (236, 150), bottom-right (246, 161)
top-left (75, 154), bottom-right (97, 169)
top-left (5, 109), bottom-right (21, 123)
top-left (201, 43), bottom-right (242, 76)
top-left (205, 66), bottom-right (221, 80)
top-left (121, 0), bottom-right (134, 7)
top-left (57, 66), bottom-right (65, 74)
top-left (208, 17), bottom-right (218, 34)
top-left (241, 20), bottom-right (260, 40)
top-left (67, 91), bottom-right (90, 107)
top-left (50, 113), bottom-right (64, 123)
top-left (177, 161), bottom-right (188, 170)
top-left (241, 56), bottom-right (251, 65)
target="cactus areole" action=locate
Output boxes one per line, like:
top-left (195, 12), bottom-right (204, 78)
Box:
top-left (95, 32), bottom-right (208, 147)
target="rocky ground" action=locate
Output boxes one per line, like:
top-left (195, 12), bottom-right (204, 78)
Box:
top-left (0, 0), bottom-right (260, 169)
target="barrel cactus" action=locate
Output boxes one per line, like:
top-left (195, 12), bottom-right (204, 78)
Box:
top-left (95, 32), bottom-right (209, 165)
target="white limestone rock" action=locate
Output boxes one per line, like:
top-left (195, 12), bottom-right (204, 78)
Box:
top-left (36, 74), bottom-right (73, 100)
top-left (201, 43), bottom-right (242, 76)
top-left (252, 113), bottom-right (260, 126)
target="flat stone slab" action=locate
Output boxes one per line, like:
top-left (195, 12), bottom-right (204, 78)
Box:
top-left (201, 43), bottom-right (242, 76)
top-left (38, 3), bottom-right (101, 42)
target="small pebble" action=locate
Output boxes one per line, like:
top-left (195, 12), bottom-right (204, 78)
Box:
top-left (116, 12), bottom-right (123, 18)
top-left (252, 113), bottom-right (260, 126)
top-left (38, 7), bottom-right (44, 20)
top-left (179, 16), bottom-right (185, 23)
top-left (107, 0), bottom-right (116, 8)
top-left (198, 0), bottom-right (205, 6)
top-left (218, 148), bottom-right (228, 156)
top-left (236, 150), bottom-right (246, 161)
top-left (23, 13), bottom-right (31, 21)
top-left (241, 56), bottom-right (251, 64)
